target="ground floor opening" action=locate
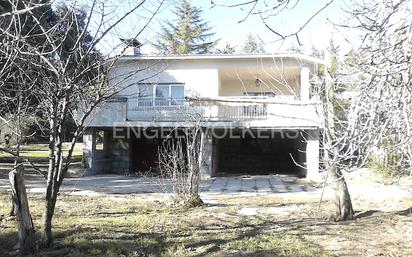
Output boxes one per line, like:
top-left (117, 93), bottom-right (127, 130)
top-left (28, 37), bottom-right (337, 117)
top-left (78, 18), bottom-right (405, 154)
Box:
top-left (130, 128), bottom-right (188, 175)
top-left (130, 135), bottom-right (161, 174)
top-left (213, 129), bottom-right (304, 176)
top-left (83, 127), bottom-right (319, 179)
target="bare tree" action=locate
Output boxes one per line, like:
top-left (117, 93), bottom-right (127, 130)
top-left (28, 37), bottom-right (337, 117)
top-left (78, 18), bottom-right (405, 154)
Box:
top-left (158, 111), bottom-right (206, 207)
top-left (0, 3), bottom-right (46, 252)
top-left (0, 0), bottom-right (164, 248)
top-left (313, 0), bottom-right (412, 220)
top-left (322, 70), bottom-right (355, 221)
top-left (211, 0), bottom-right (412, 221)
top-left (211, 0), bottom-right (335, 45)
top-left (340, 0), bottom-right (412, 176)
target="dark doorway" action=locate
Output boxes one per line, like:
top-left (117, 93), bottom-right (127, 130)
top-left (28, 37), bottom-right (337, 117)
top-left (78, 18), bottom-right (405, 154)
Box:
top-left (130, 136), bottom-right (161, 174)
top-left (130, 128), bottom-right (188, 174)
top-left (217, 130), bottom-right (300, 175)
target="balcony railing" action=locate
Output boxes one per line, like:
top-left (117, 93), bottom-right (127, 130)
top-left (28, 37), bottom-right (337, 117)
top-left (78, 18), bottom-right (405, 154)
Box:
top-left (126, 97), bottom-right (268, 121)
top-left (88, 95), bottom-right (322, 128)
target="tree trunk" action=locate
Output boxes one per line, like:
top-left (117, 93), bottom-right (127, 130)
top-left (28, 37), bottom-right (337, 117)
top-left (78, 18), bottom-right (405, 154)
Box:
top-left (9, 201), bottom-right (15, 217)
top-left (9, 165), bottom-right (36, 256)
top-left (42, 206), bottom-right (53, 247)
top-left (42, 188), bottom-right (58, 247)
top-left (331, 166), bottom-right (354, 221)
top-left (324, 70), bottom-right (354, 221)
top-left (42, 113), bottom-right (57, 247)
top-left (188, 130), bottom-right (201, 198)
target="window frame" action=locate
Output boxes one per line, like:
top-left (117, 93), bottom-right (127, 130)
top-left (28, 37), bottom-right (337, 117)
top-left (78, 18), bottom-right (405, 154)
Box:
top-left (137, 83), bottom-right (185, 106)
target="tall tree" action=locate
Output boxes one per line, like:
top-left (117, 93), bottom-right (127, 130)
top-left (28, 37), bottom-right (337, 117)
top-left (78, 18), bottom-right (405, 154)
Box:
top-left (153, 0), bottom-right (217, 54)
top-left (346, 0), bottom-right (412, 176)
top-left (242, 33), bottom-right (264, 53)
top-left (319, 0), bottom-right (412, 220)
top-left (0, 0), bottom-right (164, 250)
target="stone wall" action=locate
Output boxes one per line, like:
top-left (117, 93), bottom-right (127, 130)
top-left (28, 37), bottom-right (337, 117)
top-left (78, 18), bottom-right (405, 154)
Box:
top-left (109, 129), bottom-right (130, 174)
top-left (83, 128), bottom-right (130, 175)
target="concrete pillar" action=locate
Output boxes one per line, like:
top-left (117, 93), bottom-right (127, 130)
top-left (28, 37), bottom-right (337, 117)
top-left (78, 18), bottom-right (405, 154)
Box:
top-left (83, 129), bottom-right (96, 174)
top-left (300, 67), bottom-right (310, 100)
top-left (199, 128), bottom-right (213, 179)
top-left (211, 136), bottom-right (219, 177)
top-left (306, 129), bottom-right (320, 181)
top-left (103, 130), bottom-right (112, 158)
top-left (111, 128), bottom-right (130, 174)
top-left (102, 130), bottom-right (113, 173)
top-left (296, 131), bottom-right (307, 177)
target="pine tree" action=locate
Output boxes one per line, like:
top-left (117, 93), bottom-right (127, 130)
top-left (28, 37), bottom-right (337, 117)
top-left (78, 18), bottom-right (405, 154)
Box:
top-left (242, 33), bottom-right (264, 53)
top-left (216, 42), bottom-right (236, 54)
top-left (310, 46), bottom-right (324, 59)
top-left (287, 44), bottom-right (304, 54)
top-left (153, 0), bottom-right (217, 54)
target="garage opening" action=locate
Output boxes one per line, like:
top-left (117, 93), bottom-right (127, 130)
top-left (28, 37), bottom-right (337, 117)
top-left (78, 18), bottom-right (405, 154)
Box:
top-left (130, 135), bottom-right (161, 174)
top-left (130, 128), bottom-right (187, 174)
top-left (216, 129), bottom-right (304, 176)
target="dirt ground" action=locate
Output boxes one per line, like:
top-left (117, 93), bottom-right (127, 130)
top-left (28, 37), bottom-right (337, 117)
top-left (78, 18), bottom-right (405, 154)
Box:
top-left (0, 171), bottom-right (411, 257)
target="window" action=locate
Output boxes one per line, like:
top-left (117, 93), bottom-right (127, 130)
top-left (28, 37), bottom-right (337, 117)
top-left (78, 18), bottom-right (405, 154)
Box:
top-left (137, 83), bottom-right (184, 106)
top-left (137, 84), bottom-right (154, 98)
top-left (170, 86), bottom-right (184, 105)
top-left (155, 85), bottom-right (169, 106)
top-left (137, 84), bottom-right (154, 107)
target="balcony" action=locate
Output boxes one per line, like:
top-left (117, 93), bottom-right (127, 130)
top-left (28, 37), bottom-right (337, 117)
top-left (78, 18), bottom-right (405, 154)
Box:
top-left (126, 97), bottom-right (269, 121)
top-left (86, 95), bottom-right (322, 129)
top-left (123, 96), bottom-right (322, 128)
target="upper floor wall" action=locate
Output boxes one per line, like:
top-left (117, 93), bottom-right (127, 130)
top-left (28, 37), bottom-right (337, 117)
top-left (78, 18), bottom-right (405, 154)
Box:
top-left (84, 54), bottom-right (326, 129)
top-left (109, 54), bottom-right (325, 100)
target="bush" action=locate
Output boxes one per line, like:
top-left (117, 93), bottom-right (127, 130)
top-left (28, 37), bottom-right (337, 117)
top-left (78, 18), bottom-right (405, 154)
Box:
top-left (368, 140), bottom-right (407, 177)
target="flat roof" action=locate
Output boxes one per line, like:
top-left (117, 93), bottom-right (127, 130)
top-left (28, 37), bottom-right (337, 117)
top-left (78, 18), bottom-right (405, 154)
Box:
top-left (117, 53), bottom-right (328, 66)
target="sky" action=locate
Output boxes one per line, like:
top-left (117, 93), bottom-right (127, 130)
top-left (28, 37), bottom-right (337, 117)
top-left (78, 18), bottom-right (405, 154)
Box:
top-left (89, 0), bottom-right (353, 56)
top-left (138, 0), bottom-right (350, 55)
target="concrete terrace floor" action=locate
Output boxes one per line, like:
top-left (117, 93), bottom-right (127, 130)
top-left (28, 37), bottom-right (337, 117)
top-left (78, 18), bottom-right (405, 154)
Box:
top-left (0, 174), bottom-right (312, 195)
top-left (0, 173), bottom-right (411, 207)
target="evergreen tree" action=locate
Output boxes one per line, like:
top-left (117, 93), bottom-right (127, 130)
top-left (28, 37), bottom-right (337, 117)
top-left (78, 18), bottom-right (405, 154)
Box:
top-left (287, 43), bottom-right (304, 54)
top-left (310, 46), bottom-right (324, 59)
top-left (0, 2), bottom-right (99, 137)
top-left (0, 0), bottom-right (55, 117)
top-left (153, 0), bottom-right (217, 54)
top-left (215, 42), bottom-right (236, 54)
top-left (242, 33), bottom-right (264, 53)
top-left (327, 38), bottom-right (340, 73)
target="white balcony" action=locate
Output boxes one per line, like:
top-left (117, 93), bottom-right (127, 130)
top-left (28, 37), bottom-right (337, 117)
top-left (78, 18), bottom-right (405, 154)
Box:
top-left (126, 97), bottom-right (268, 121)
top-left (123, 96), bottom-right (322, 128)
top-left (86, 95), bottom-right (322, 129)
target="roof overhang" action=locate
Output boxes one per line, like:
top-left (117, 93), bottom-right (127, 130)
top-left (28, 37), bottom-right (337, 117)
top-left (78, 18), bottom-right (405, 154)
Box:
top-left (116, 53), bottom-right (328, 67)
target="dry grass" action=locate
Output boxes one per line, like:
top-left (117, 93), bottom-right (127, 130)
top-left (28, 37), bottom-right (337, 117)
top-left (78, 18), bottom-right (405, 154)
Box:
top-left (0, 189), bottom-right (411, 257)
top-left (0, 192), bottom-right (330, 257)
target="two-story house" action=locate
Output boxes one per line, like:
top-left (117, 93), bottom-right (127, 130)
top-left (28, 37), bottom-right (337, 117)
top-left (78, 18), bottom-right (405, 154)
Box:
top-left (83, 48), bottom-right (325, 180)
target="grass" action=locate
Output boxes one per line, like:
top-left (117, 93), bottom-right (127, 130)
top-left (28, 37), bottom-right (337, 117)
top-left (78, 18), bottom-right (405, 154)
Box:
top-left (0, 193), bottom-right (331, 257)
top-left (1, 186), bottom-right (411, 257)
top-left (0, 143), bottom-right (83, 159)
top-left (0, 150), bottom-right (82, 158)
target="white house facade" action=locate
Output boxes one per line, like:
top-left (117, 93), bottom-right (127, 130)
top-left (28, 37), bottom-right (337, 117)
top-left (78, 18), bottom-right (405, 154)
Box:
top-left (83, 52), bottom-right (325, 180)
